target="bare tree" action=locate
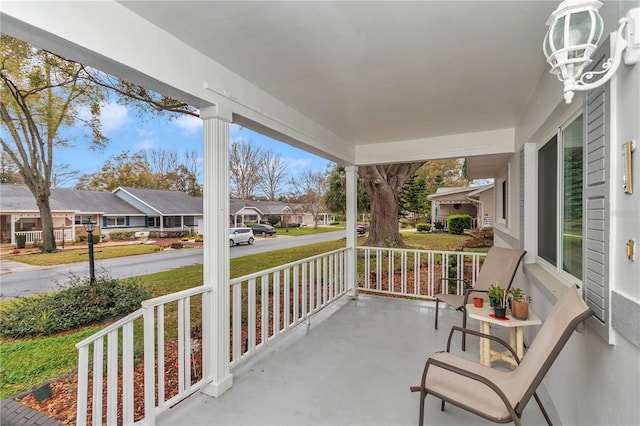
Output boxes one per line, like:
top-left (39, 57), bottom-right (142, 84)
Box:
top-left (229, 140), bottom-right (264, 199)
top-left (1, 34), bottom-right (196, 252)
top-left (289, 168), bottom-right (328, 228)
top-left (258, 151), bottom-right (288, 200)
top-left (146, 148), bottom-right (178, 177)
top-left (51, 163), bottom-right (79, 188)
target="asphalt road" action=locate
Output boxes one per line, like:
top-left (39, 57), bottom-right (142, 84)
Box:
top-left (0, 230), bottom-right (346, 300)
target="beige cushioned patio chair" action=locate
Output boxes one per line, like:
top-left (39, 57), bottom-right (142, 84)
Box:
top-left (434, 246), bottom-right (525, 351)
top-left (412, 285), bottom-right (593, 426)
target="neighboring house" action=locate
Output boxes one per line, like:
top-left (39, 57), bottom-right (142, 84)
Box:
top-left (4, 3), bottom-right (639, 426)
top-left (0, 185), bottom-right (203, 245)
top-left (0, 184), bottom-right (145, 245)
top-left (427, 184), bottom-right (494, 230)
top-left (230, 199), bottom-right (335, 227)
top-left (113, 187), bottom-right (203, 234)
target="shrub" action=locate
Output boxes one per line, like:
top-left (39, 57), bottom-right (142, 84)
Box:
top-left (33, 239), bottom-right (42, 249)
top-left (109, 231), bottom-right (137, 241)
top-left (267, 215), bottom-right (280, 226)
top-left (0, 274), bottom-right (150, 338)
top-left (447, 214), bottom-right (473, 235)
top-left (148, 230), bottom-right (189, 239)
top-left (416, 223), bottom-right (431, 232)
top-left (170, 242), bottom-right (184, 249)
top-left (16, 234), bottom-right (26, 249)
top-left (91, 234), bottom-right (100, 244)
top-left (77, 235), bottom-right (87, 242)
top-left (194, 237), bottom-right (203, 243)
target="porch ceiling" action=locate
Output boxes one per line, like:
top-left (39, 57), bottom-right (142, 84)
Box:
top-left (119, 1), bottom-right (553, 146)
top-left (2, 1), bottom-right (557, 173)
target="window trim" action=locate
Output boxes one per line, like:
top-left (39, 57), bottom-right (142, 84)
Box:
top-left (535, 109), bottom-right (584, 287)
top-left (105, 216), bottom-right (126, 227)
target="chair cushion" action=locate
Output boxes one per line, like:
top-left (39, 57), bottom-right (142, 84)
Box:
top-left (411, 352), bottom-right (519, 421)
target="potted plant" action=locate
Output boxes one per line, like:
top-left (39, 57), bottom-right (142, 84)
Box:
top-left (510, 287), bottom-right (530, 320)
top-left (492, 288), bottom-right (509, 318)
top-left (487, 283), bottom-right (504, 308)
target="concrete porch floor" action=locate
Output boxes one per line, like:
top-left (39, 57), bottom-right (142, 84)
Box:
top-left (157, 295), bottom-right (559, 426)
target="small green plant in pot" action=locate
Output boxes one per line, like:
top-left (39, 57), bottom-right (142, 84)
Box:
top-left (488, 283), bottom-right (508, 318)
top-left (487, 283), bottom-right (504, 308)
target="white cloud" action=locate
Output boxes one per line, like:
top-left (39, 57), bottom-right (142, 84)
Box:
top-left (77, 101), bottom-right (130, 134)
top-left (283, 157), bottom-right (312, 172)
top-left (173, 115), bottom-right (202, 135)
top-left (136, 139), bottom-right (155, 151)
top-left (99, 102), bottom-right (130, 133)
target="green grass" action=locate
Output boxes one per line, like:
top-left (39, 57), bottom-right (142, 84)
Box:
top-left (271, 225), bottom-right (343, 237)
top-left (0, 326), bottom-right (103, 398)
top-left (5, 244), bottom-right (162, 266)
top-left (0, 232), bottom-right (479, 399)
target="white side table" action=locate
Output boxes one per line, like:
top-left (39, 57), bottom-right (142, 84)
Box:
top-left (466, 304), bottom-right (542, 368)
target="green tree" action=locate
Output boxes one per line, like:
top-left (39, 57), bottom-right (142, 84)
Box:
top-left (76, 149), bottom-right (202, 196)
top-left (1, 34), bottom-right (197, 252)
top-left (399, 173), bottom-right (428, 222)
top-left (323, 165), bottom-right (369, 217)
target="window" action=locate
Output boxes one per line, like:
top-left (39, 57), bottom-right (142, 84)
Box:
top-left (75, 215), bottom-right (92, 225)
top-left (106, 216), bottom-right (126, 227)
top-left (148, 217), bottom-right (160, 228)
top-left (537, 114), bottom-right (583, 280)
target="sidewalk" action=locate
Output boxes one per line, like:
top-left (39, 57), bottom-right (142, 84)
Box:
top-left (0, 259), bottom-right (39, 275)
top-left (1, 399), bottom-right (63, 426)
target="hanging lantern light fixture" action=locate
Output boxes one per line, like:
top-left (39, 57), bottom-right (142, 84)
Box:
top-left (543, 0), bottom-right (639, 103)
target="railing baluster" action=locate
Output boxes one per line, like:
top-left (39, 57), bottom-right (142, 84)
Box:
top-left (293, 265), bottom-right (300, 324)
top-left (92, 338), bottom-right (103, 425)
top-left (76, 346), bottom-right (89, 426)
top-left (248, 278), bottom-right (256, 352)
top-left (157, 304), bottom-right (165, 409)
top-left (232, 283), bottom-right (241, 362)
top-left (261, 274), bottom-right (269, 344)
top-left (177, 299), bottom-right (185, 394)
top-left (284, 268), bottom-right (291, 330)
top-left (122, 321), bottom-right (135, 424)
top-left (273, 272), bottom-right (280, 337)
top-left (106, 330), bottom-right (118, 426)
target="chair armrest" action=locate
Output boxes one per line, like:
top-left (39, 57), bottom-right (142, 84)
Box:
top-left (445, 326), bottom-right (521, 364)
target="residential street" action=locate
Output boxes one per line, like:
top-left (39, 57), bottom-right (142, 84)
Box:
top-left (0, 230), bottom-right (346, 300)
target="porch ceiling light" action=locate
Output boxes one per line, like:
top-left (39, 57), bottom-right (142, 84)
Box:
top-left (543, 0), bottom-right (640, 103)
top-left (82, 221), bottom-right (96, 233)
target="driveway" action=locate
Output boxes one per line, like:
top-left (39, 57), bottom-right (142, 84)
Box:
top-left (0, 230), bottom-right (346, 299)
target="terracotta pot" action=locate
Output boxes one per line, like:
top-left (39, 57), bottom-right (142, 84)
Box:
top-left (512, 300), bottom-right (529, 320)
top-left (473, 297), bottom-right (484, 308)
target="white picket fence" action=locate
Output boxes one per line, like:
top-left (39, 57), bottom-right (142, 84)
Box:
top-left (15, 229), bottom-right (74, 244)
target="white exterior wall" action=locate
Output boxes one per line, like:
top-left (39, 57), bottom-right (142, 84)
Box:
top-left (498, 2), bottom-right (640, 424)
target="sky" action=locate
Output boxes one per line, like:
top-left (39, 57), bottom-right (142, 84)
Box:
top-left (57, 101), bottom-right (334, 189)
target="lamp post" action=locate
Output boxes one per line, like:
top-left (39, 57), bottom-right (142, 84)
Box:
top-left (83, 221), bottom-right (96, 284)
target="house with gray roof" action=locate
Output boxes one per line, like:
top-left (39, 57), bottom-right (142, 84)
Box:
top-left (427, 184), bottom-right (494, 230)
top-left (0, 184), bottom-right (145, 246)
top-left (229, 199), bottom-right (334, 227)
top-left (0, 184), bottom-right (203, 246)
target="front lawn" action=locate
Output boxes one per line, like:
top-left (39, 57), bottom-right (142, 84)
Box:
top-left (4, 244), bottom-right (161, 266)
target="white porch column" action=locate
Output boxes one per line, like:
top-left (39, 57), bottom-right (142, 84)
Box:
top-left (201, 104), bottom-right (233, 397)
top-left (345, 165), bottom-right (358, 296)
top-left (10, 215), bottom-right (15, 246)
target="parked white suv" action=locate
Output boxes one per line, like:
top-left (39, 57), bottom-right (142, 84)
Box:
top-left (229, 227), bottom-right (254, 246)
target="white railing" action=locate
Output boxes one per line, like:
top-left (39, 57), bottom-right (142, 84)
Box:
top-left (229, 247), bottom-right (349, 366)
top-left (357, 247), bottom-right (486, 299)
top-left (75, 249), bottom-right (349, 425)
top-left (15, 229), bottom-right (73, 244)
top-left (75, 286), bottom-right (211, 426)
